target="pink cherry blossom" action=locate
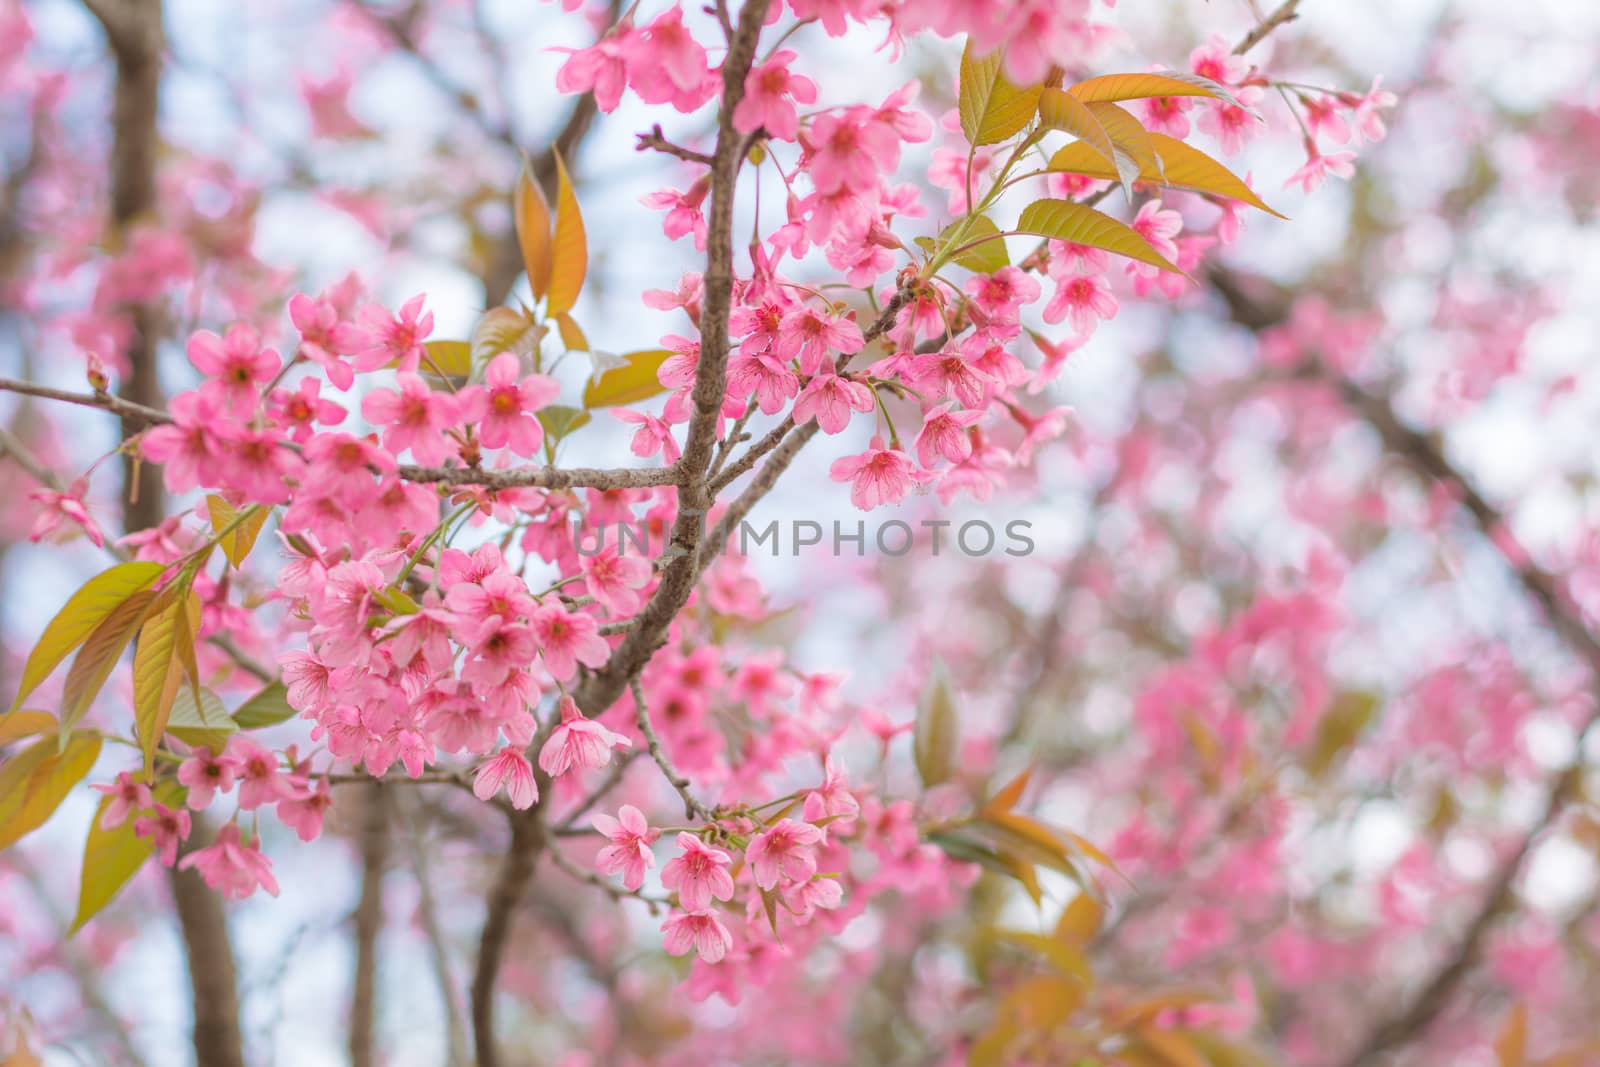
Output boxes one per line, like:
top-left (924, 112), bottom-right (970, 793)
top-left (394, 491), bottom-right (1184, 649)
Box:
top-left (661, 833), bottom-right (735, 912)
top-left (662, 910), bottom-right (733, 964)
top-left (538, 695), bottom-right (631, 777)
top-left (593, 804), bottom-right (661, 891)
top-left (177, 822), bottom-right (280, 900)
top-left (745, 818), bottom-right (823, 890)
top-left (473, 746), bottom-right (539, 810)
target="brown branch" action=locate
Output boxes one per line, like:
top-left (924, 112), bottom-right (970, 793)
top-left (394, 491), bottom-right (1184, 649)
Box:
top-left (469, 809), bottom-right (544, 1067)
top-left (349, 784), bottom-right (389, 1067)
top-left (631, 676), bottom-right (713, 821)
top-left (636, 125), bottom-right (715, 167)
top-left (78, 1), bottom-right (249, 1064)
top-left (398, 461), bottom-right (677, 491)
top-left (1234, 0), bottom-right (1304, 56)
top-left (570, 0), bottom-right (773, 722)
top-left (0, 376), bottom-right (171, 425)
top-left (398, 795), bottom-right (471, 1067)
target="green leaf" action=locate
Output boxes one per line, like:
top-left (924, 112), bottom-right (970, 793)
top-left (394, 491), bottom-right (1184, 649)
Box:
top-left (232, 681), bottom-right (297, 731)
top-left (10, 561), bottom-right (167, 714)
top-left (0, 731), bottom-right (102, 851)
top-left (514, 160), bottom-right (554, 300)
top-left (537, 405), bottom-right (592, 457)
top-left (940, 215), bottom-right (1010, 274)
top-left (167, 687), bottom-right (236, 752)
top-left (59, 587), bottom-right (161, 739)
top-left (1014, 198), bottom-right (1180, 273)
top-left (582, 349), bottom-right (673, 409)
top-left (73, 780), bottom-right (184, 932)
top-left (1068, 72), bottom-right (1238, 108)
top-left (132, 589), bottom-right (199, 774)
top-left (959, 42), bottom-right (1043, 146)
top-left (913, 664), bottom-right (959, 788)
top-left (545, 150), bottom-right (587, 316)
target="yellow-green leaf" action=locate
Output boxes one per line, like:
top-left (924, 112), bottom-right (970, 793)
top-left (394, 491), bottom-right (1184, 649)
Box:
top-left (1085, 101), bottom-right (1161, 177)
top-left (132, 589), bottom-right (199, 774)
top-left (545, 150), bottom-right (587, 316)
top-left (73, 780), bottom-right (184, 931)
top-left (0, 711), bottom-right (55, 747)
top-left (913, 665), bottom-right (959, 788)
top-left (207, 498), bottom-right (270, 569)
top-left (582, 349), bottom-right (673, 409)
top-left (992, 929), bottom-right (1094, 985)
top-left (1069, 71), bottom-right (1237, 107)
top-left (10, 562), bottom-right (166, 714)
top-left (940, 215), bottom-right (1010, 274)
top-left (1037, 86), bottom-right (1136, 193)
top-left (422, 340), bottom-right (472, 379)
top-left (1048, 132), bottom-right (1286, 217)
top-left (514, 161), bottom-right (554, 300)
top-left (60, 587), bottom-right (160, 738)
top-left (959, 42), bottom-right (1043, 146)
top-left (1015, 198), bottom-right (1179, 273)
top-left (537, 405), bottom-right (592, 460)
top-left (1305, 689), bottom-right (1380, 779)
top-left (167, 687), bottom-right (236, 752)
top-left (232, 681), bottom-right (297, 731)
top-left (0, 731), bottom-right (102, 851)
top-left (1138, 1026), bottom-right (1210, 1067)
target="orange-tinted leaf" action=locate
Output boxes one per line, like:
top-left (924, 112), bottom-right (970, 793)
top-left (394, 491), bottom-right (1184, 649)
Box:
top-left (959, 42), bottom-right (1043, 146)
top-left (1015, 198), bottom-right (1179, 273)
top-left (207, 497), bottom-right (269, 569)
top-left (0, 711), bottom-right (55, 747)
top-left (999, 975), bottom-right (1083, 1030)
top-left (993, 929), bottom-right (1094, 984)
top-left (1140, 1027), bottom-right (1210, 1067)
top-left (545, 151), bottom-right (587, 316)
top-left (1496, 1003), bottom-right (1528, 1067)
top-left (983, 766), bottom-right (1032, 815)
top-left (1070, 71), bottom-right (1237, 107)
top-left (1086, 101), bottom-right (1161, 176)
top-left (582, 349), bottom-right (673, 409)
top-left (514, 161), bottom-right (553, 299)
top-left (556, 312), bottom-right (590, 353)
top-left (1054, 891), bottom-right (1103, 947)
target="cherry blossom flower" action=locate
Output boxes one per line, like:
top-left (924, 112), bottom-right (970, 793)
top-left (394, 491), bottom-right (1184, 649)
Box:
top-left (661, 833), bottom-right (735, 911)
top-left (531, 603), bottom-right (610, 680)
top-left (29, 476), bottom-right (105, 549)
top-left (538, 696), bottom-right (631, 777)
top-left (92, 772), bottom-right (153, 829)
top-left (345, 294), bottom-right (433, 373)
top-left (473, 746), bottom-right (538, 810)
top-left (177, 822), bottom-right (280, 900)
top-left (829, 438), bottom-right (923, 510)
top-left (593, 804), bottom-right (661, 891)
top-left (457, 353), bottom-right (557, 458)
top-left (745, 818), bottom-right (824, 889)
top-left (793, 372), bottom-right (874, 434)
top-left (581, 546), bottom-right (652, 616)
top-left (361, 372), bottom-right (461, 466)
top-left (133, 803), bottom-right (192, 867)
top-left (662, 910), bottom-right (733, 964)
top-left (734, 50), bottom-right (817, 141)
top-left (177, 748), bottom-right (240, 810)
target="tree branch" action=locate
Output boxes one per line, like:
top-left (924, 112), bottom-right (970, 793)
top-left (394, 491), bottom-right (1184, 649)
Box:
top-left (349, 784), bottom-right (389, 1067)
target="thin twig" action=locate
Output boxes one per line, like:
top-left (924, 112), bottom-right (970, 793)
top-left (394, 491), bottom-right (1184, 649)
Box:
top-left (632, 676), bottom-right (713, 822)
